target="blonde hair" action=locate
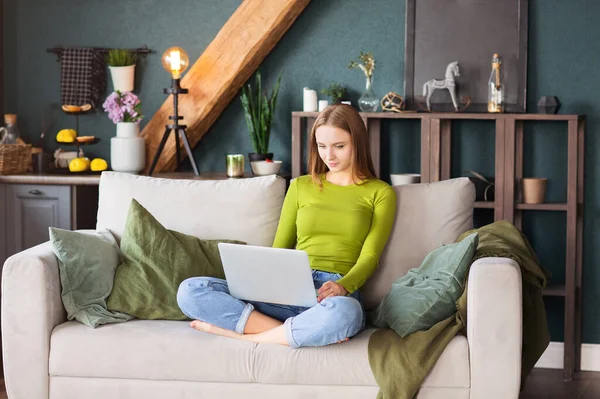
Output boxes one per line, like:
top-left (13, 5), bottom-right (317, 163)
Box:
top-left (307, 104), bottom-right (376, 187)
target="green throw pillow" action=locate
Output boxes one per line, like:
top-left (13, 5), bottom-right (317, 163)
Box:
top-left (49, 227), bottom-right (133, 328)
top-left (371, 233), bottom-right (478, 337)
top-left (106, 199), bottom-right (244, 320)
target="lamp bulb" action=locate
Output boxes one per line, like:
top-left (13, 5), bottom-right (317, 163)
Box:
top-left (161, 46), bottom-right (190, 79)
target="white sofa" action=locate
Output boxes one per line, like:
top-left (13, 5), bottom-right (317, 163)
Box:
top-left (1, 172), bottom-right (522, 399)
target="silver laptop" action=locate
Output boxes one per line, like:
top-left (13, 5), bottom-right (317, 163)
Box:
top-left (217, 243), bottom-right (318, 307)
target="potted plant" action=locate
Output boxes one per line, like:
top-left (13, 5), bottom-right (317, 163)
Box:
top-left (321, 82), bottom-right (347, 104)
top-left (106, 49), bottom-right (137, 93)
top-left (102, 91), bottom-right (145, 173)
top-left (240, 69), bottom-right (282, 163)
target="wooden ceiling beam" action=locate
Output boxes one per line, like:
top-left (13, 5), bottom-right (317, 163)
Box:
top-left (141, 0), bottom-right (311, 173)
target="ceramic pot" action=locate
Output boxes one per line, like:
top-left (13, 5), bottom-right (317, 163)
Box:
top-left (111, 122), bottom-right (145, 173)
top-left (522, 178), bottom-right (547, 204)
top-left (248, 153), bottom-right (273, 162)
top-left (109, 65), bottom-right (135, 92)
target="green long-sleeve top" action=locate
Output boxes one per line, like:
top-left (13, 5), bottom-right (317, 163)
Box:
top-left (272, 174), bottom-right (397, 293)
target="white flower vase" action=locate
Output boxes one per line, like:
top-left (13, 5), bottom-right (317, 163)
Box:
top-left (111, 122), bottom-right (145, 173)
top-left (109, 65), bottom-right (135, 92)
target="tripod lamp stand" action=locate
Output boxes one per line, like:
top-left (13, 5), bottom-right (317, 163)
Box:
top-left (148, 46), bottom-right (200, 176)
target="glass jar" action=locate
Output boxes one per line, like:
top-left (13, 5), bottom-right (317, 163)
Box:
top-left (0, 114), bottom-right (21, 144)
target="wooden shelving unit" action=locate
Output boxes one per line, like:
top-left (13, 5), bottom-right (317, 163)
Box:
top-left (291, 111), bottom-right (585, 381)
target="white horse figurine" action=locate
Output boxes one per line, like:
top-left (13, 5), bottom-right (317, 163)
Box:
top-left (422, 61), bottom-right (460, 111)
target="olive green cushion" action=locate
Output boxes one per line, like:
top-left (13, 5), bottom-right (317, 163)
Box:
top-left (371, 233), bottom-right (478, 337)
top-left (49, 227), bottom-right (133, 328)
top-left (106, 199), bottom-right (244, 320)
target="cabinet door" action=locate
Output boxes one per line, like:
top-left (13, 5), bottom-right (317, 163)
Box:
top-left (6, 184), bottom-right (71, 256)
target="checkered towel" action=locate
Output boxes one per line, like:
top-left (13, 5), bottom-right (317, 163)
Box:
top-left (60, 48), bottom-right (106, 108)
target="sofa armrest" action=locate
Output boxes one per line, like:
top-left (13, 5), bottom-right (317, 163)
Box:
top-left (467, 257), bottom-right (522, 399)
top-left (2, 241), bottom-right (66, 399)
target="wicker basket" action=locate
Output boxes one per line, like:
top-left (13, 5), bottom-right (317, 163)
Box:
top-left (0, 144), bottom-right (32, 175)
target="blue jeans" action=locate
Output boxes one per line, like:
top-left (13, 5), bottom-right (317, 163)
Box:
top-left (177, 270), bottom-right (365, 348)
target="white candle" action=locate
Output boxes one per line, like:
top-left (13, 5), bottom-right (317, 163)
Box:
top-left (318, 100), bottom-right (329, 112)
top-left (303, 88), bottom-right (318, 112)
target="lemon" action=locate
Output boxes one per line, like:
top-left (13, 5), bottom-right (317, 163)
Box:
top-left (68, 157), bottom-right (90, 172)
top-left (57, 129), bottom-right (77, 143)
top-left (90, 158), bottom-right (108, 172)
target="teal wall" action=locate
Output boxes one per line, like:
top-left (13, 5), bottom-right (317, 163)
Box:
top-left (3, 0), bottom-right (599, 343)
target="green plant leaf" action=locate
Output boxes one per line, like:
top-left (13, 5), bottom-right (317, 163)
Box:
top-left (239, 68), bottom-right (282, 154)
top-left (106, 49), bottom-right (137, 67)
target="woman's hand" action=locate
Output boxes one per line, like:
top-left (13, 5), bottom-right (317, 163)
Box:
top-left (317, 281), bottom-right (348, 303)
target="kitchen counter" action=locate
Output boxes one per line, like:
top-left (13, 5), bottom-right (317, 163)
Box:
top-left (0, 173), bottom-right (101, 185)
top-left (0, 171), bottom-right (291, 186)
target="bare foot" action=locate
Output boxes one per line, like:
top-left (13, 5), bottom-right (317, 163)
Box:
top-left (337, 337), bottom-right (349, 344)
top-left (190, 320), bottom-right (242, 340)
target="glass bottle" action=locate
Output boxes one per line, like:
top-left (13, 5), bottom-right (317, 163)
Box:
top-left (487, 54), bottom-right (504, 113)
top-left (0, 114), bottom-right (20, 144)
top-left (358, 75), bottom-right (379, 112)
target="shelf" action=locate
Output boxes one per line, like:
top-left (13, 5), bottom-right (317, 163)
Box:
top-left (291, 111), bottom-right (582, 121)
top-left (543, 284), bottom-right (566, 297)
top-left (474, 201), bottom-right (495, 209)
top-left (515, 202), bottom-right (568, 211)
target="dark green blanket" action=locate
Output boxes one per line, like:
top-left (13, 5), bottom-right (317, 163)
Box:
top-left (368, 220), bottom-right (550, 399)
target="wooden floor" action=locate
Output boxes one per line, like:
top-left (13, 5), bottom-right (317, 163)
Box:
top-left (0, 369), bottom-right (597, 398)
top-left (520, 369), bottom-right (600, 399)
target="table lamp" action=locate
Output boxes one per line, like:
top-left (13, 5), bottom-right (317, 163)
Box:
top-left (148, 46), bottom-right (200, 176)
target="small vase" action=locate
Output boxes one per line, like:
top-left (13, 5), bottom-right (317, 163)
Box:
top-left (111, 122), bottom-right (145, 173)
top-left (358, 76), bottom-right (379, 112)
top-left (109, 65), bottom-right (135, 92)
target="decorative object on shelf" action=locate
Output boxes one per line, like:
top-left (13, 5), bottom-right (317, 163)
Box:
top-left (341, 100), bottom-right (352, 106)
top-left (226, 154), bottom-right (245, 178)
top-left (321, 82), bottom-right (347, 104)
top-left (303, 87), bottom-right (318, 112)
top-left (488, 54), bottom-right (504, 113)
top-left (467, 171), bottom-right (495, 201)
top-left (148, 46), bottom-right (199, 176)
top-left (349, 51), bottom-right (379, 112)
top-left (390, 173), bottom-right (420, 186)
top-left (58, 48), bottom-right (106, 110)
top-left (537, 96), bottom-right (561, 114)
top-left (251, 160), bottom-right (282, 176)
top-left (241, 68), bottom-right (282, 164)
top-left (0, 143), bottom-right (31, 175)
top-left (318, 100), bottom-right (329, 112)
top-left (380, 92), bottom-right (405, 113)
top-left (422, 61), bottom-right (460, 112)
top-left (0, 114), bottom-right (21, 144)
top-left (522, 177), bottom-right (547, 204)
top-left (103, 91), bottom-right (145, 174)
top-left (54, 148), bottom-right (83, 169)
top-left (106, 49), bottom-right (137, 93)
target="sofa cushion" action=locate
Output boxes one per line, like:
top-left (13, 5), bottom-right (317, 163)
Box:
top-left (48, 228), bottom-right (132, 328)
top-left (49, 321), bottom-right (469, 389)
top-left (96, 172), bottom-right (286, 246)
top-left (106, 199), bottom-right (244, 320)
top-left (363, 178), bottom-right (475, 309)
top-left (371, 232), bottom-right (478, 337)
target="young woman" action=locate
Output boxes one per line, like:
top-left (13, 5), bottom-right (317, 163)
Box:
top-left (177, 104), bottom-right (396, 347)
